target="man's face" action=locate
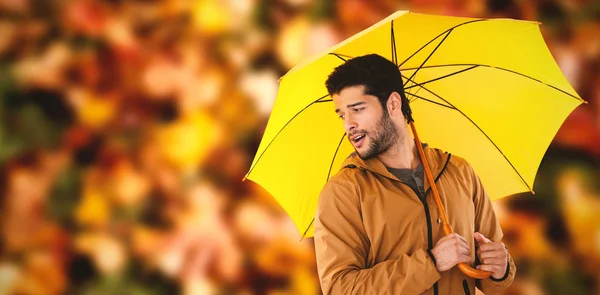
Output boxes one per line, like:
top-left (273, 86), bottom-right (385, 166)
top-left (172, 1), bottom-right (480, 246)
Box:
top-left (333, 85), bottom-right (399, 160)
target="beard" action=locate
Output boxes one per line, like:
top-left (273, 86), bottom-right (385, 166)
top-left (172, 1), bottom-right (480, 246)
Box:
top-left (356, 113), bottom-right (402, 160)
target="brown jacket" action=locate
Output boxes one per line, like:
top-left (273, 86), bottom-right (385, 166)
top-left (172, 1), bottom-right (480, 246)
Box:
top-left (314, 146), bottom-right (516, 295)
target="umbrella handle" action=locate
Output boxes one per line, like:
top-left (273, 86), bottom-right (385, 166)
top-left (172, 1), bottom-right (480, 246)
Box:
top-left (409, 121), bottom-right (492, 279)
top-left (458, 263), bottom-right (492, 279)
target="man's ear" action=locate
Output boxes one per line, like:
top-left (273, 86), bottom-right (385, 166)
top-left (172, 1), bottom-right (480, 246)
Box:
top-left (387, 92), bottom-right (403, 115)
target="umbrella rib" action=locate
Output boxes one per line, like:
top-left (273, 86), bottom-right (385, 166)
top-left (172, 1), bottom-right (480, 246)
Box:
top-left (401, 63), bottom-right (490, 71)
top-left (398, 19), bottom-right (487, 68)
top-left (404, 65), bottom-right (478, 90)
top-left (246, 94), bottom-right (331, 176)
top-left (401, 74), bottom-right (533, 192)
top-left (301, 131), bottom-right (346, 240)
top-left (327, 133), bottom-right (347, 181)
top-left (406, 92), bottom-right (455, 109)
top-left (332, 53), bottom-right (355, 59)
top-left (391, 20), bottom-right (398, 65)
top-left (301, 218), bottom-right (315, 240)
top-left (403, 29), bottom-right (453, 88)
top-left (329, 53), bottom-right (348, 62)
top-left (401, 63), bottom-right (581, 101)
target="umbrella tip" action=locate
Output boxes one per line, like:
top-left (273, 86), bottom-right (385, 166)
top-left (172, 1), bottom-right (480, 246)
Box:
top-left (531, 189), bottom-right (536, 195)
top-left (583, 100), bottom-right (589, 104)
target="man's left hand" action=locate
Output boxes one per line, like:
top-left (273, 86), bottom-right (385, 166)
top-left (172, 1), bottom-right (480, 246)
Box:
top-left (474, 232), bottom-right (507, 280)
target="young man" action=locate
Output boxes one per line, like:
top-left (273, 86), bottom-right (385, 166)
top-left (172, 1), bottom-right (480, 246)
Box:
top-left (314, 54), bottom-right (516, 295)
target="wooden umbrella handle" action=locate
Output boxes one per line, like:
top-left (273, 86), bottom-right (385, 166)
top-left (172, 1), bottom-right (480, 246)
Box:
top-left (409, 121), bottom-right (492, 279)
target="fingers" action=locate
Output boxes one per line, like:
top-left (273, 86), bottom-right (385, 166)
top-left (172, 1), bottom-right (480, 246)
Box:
top-left (479, 257), bottom-right (505, 266)
top-left (436, 233), bottom-right (471, 254)
top-left (455, 233), bottom-right (469, 246)
top-left (476, 241), bottom-right (508, 275)
top-left (458, 240), bottom-right (470, 256)
top-left (476, 264), bottom-right (501, 272)
top-left (432, 233), bottom-right (479, 272)
top-left (438, 233), bottom-right (468, 247)
top-left (477, 242), bottom-right (506, 261)
top-left (436, 233), bottom-right (454, 244)
top-left (477, 247), bottom-right (505, 260)
top-left (457, 253), bottom-right (472, 264)
top-left (474, 232), bottom-right (490, 244)
top-left (438, 233), bottom-right (465, 244)
top-left (476, 263), bottom-right (506, 279)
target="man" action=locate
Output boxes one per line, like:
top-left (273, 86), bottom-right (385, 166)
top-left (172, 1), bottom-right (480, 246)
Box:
top-left (314, 54), bottom-right (516, 295)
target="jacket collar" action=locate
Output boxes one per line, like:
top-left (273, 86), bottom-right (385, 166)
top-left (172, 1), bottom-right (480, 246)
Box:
top-left (341, 143), bottom-right (451, 192)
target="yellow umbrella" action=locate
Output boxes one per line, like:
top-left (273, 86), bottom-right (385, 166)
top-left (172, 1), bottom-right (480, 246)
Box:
top-left (244, 10), bottom-right (585, 276)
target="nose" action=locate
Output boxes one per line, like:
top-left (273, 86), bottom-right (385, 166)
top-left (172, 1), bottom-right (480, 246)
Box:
top-left (343, 113), bottom-right (357, 133)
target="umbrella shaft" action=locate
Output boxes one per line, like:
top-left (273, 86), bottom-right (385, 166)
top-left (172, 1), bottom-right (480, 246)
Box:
top-left (409, 121), bottom-right (491, 279)
top-left (409, 121), bottom-right (451, 232)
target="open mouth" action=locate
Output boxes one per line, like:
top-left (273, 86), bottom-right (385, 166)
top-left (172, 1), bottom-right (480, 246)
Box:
top-left (350, 134), bottom-right (366, 147)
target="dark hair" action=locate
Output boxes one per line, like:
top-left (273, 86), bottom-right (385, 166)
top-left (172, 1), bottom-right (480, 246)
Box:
top-left (325, 54), bottom-right (412, 122)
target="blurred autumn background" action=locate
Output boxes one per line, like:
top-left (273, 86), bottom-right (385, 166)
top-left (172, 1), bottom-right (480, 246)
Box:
top-left (0, 0), bottom-right (598, 294)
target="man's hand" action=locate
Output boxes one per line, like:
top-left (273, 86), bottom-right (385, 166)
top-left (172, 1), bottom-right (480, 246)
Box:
top-left (430, 233), bottom-right (471, 272)
top-left (474, 232), bottom-right (508, 279)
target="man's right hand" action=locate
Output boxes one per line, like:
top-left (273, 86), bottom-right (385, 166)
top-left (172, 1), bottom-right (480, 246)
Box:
top-left (430, 233), bottom-right (471, 272)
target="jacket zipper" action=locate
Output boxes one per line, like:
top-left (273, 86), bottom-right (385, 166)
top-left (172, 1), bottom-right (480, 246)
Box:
top-left (421, 196), bottom-right (438, 295)
top-left (423, 154), bottom-right (451, 295)
top-left (348, 153), bottom-right (452, 295)
top-left (463, 279), bottom-right (471, 295)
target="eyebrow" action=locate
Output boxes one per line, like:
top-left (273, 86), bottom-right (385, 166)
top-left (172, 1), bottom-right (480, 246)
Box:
top-left (335, 102), bottom-right (366, 114)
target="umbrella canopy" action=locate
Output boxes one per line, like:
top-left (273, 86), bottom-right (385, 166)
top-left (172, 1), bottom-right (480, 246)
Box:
top-left (245, 11), bottom-right (585, 239)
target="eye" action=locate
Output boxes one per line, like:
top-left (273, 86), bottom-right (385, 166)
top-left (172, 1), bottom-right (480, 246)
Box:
top-left (353, 107), bottom-right (365, 113)
top-left (338, 114), bottom-right (345, 120)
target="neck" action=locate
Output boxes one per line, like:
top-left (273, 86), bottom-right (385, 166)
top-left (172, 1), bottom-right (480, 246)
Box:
top-left (376, 125), bottom-right (421, 169)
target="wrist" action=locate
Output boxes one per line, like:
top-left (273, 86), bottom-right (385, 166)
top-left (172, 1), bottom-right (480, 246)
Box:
top-left (490, 259), bottom-right (510, 282)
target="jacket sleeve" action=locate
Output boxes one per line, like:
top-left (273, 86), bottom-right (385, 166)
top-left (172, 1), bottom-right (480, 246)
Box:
top-left (469, 164), bottom-right (517, 294)
top-left (314, 179), bottom-right (441, 295)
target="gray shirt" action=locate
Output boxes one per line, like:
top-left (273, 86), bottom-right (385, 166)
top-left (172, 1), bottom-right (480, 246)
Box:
top-left (386, 163), bottom-right (426, 202)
